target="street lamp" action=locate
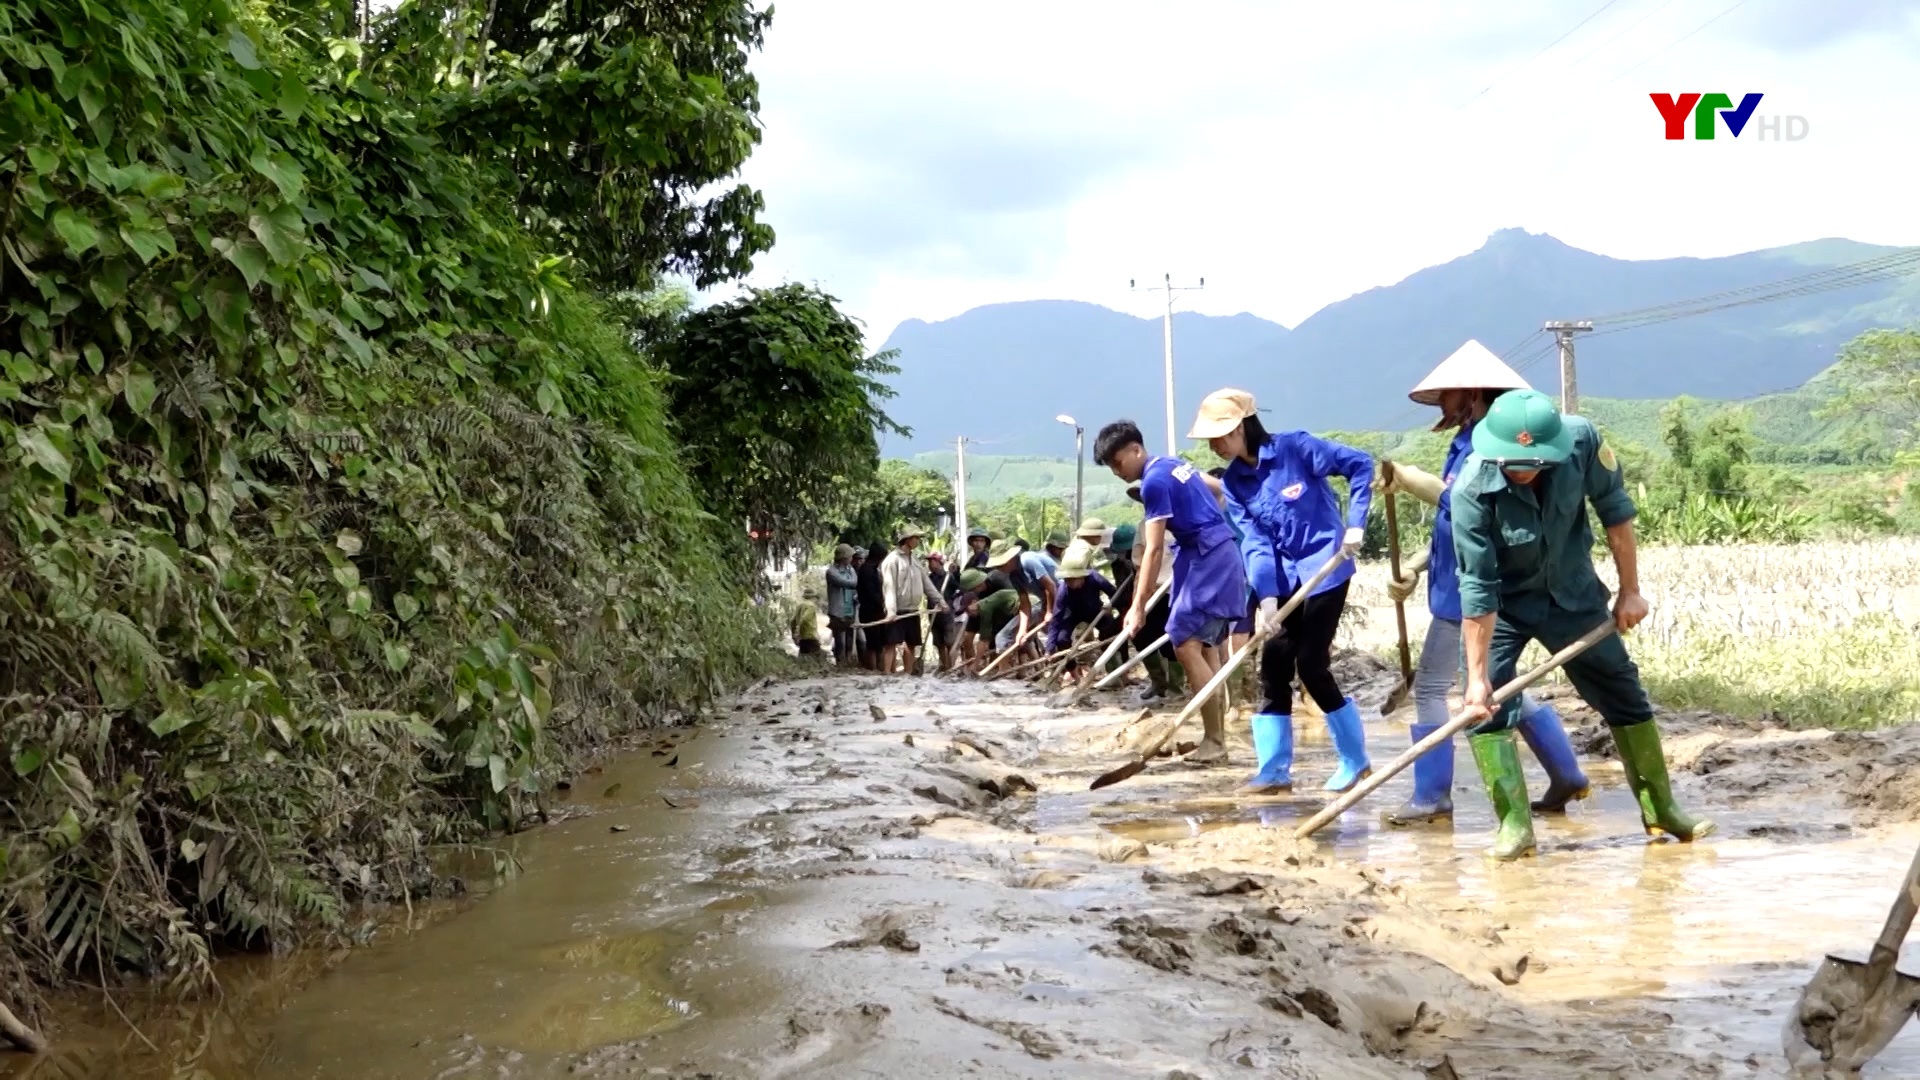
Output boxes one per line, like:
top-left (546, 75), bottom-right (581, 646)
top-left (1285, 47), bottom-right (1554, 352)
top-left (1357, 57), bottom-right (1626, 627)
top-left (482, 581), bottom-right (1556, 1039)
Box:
top-left (1056, 413), bottom-right (1084, 529)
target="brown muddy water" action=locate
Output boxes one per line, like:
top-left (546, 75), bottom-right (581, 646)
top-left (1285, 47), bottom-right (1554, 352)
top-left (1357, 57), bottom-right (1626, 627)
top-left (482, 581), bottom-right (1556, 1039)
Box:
top-left (5, 669), bottom-right (1918, 1079)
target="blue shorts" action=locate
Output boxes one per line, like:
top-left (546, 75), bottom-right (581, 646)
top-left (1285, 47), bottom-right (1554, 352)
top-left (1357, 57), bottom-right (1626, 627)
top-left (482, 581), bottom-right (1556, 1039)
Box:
top-left (1188, 617), bottom-right (1233, 648)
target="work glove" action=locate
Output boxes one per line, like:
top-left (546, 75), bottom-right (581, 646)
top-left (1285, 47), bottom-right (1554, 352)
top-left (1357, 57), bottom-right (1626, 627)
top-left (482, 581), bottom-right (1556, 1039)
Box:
top-left (1339, 526), bottom-right (1364, 558)
top-left (1257, 596), bottom-right (1282, 636)
top-left (1386, 569), bottom-right (1421, 604)
top-left (1375, 460), bottom-right (1446, 507)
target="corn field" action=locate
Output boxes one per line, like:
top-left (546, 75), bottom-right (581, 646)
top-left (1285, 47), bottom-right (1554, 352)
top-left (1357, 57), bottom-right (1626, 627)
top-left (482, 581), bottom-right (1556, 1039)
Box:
top-left (1347, 538), bottom-right (1920, 730)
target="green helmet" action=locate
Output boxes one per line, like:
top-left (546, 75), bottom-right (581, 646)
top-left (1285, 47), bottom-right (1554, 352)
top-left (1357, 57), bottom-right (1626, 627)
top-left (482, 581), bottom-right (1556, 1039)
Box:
top-left (1108, 524), bottom-right (1136, 553)
top-left (1471, 388), bottom-right (1574, 466)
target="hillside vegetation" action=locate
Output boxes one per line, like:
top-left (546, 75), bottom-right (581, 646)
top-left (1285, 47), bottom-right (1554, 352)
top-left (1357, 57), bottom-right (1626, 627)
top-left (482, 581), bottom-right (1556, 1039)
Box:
top-left (0, 0), bottom-right (890, 1007)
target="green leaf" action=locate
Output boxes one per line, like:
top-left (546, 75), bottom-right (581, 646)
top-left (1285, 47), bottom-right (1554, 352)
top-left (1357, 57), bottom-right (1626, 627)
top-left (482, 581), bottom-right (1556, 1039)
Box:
top-left (335, 530), bottom-right (363, 556)
top-left (332, 563), bottom-right (360, 588)
top-left (121, 225), bottom-right (174, 264)
top-left (535, 379), bottom-right (562, 415)
top-left (393, 593), bottom-right (421, 623)
top-left (51, 209), bottom-right (101, 255)
top-left (148, 709), bottom-right (194, 736)
top-left (205, 277), bottom-right (251, 338)
top-left (83, 343), bottom-right (105, 374)
top-left (221, 237), bottom-right (270, 288)
top-left (347, 586), bottom-right (372, 615)
top-left (249, 203), bottom-right (305, 265)
top-left (123, 366), bottom-right (159, 416)
top-left (277, 74), bottom-right (310, 119)
top-left (18, 427), bottom-right (71, 482)
top-left (227, 27), bottom-right (261, 70)
top-left (180, 838), bottom-right (207, 863)
top-left (488, 754), bottom-right (508, 793)
top-left (12, 747), bottom-right (46, 777)
top-left (90, 259), bottom-right (130, 307)
top-left (384, 643), bottom-right (411, 672)
top-left (249, 153), bottom-right (307, 203)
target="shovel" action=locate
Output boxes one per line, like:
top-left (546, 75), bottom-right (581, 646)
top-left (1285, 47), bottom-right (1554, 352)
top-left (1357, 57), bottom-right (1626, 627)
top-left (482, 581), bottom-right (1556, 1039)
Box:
top-left (980, 616), bottom-right (1047, 679)
top-left (1782, 840), bottom-right (1920, 1073)
top-left (1379, 465), bottom-right (1415, 716)
top-left (1049, 580), bottom-right (1170, 708)
top-left (1294, 619), bottom-right (1616, 839)
top-left (1088, 552), bottom-right (1351, 790)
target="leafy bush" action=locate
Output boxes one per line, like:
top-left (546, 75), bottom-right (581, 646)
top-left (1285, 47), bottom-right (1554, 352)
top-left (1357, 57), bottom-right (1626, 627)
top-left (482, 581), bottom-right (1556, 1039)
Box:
top-left (0, 0), bottom-right (769, 998)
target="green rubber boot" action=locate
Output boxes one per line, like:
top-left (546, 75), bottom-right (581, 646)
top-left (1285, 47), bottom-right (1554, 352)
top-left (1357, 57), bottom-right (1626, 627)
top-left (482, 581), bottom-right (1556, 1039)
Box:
top-left (1610, 722), bottom-right (1716, 841)
top-left (1468, 731), bottom-right (1536, 861)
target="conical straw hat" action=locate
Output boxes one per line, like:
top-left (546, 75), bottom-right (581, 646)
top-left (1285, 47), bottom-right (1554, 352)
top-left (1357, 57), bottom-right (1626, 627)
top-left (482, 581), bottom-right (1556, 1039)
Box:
top-left (1407, 340), bottom-right (1532, 406)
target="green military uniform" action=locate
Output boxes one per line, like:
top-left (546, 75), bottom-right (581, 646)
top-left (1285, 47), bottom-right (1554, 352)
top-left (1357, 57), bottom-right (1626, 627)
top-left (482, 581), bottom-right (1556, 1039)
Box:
top-left (1450, 410), bottom-right (1649, 734)
top-left (1446, 389), bottom-right (1712, 860)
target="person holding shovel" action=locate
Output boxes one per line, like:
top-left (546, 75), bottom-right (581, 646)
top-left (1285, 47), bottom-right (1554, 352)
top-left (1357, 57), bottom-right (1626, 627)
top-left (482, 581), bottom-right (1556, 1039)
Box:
top-left (1190, 388), bottom-right (1375, 795)
top-left (1045, 548), bottom-right (1119, 682)
top-left (1093, 420), bottom-right (1248, 764)
top-left (881, 525), bottom-right (947, 676)
top-left (1451, 388), bottom-right (1713, 861)
top-left (1376, 340), bottom-right (1593, 825)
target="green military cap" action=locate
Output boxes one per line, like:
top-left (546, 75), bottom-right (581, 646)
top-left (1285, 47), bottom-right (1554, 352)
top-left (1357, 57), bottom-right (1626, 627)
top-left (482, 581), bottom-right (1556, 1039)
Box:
top-left (959, 568), bottom-right (988, 591)
top-left (1044, 530), bottom-right (1071, 550)
top-left (1472, 389), bottom-right (1574, 466)
top-left (1108, 523), bottom-right (1136, 552)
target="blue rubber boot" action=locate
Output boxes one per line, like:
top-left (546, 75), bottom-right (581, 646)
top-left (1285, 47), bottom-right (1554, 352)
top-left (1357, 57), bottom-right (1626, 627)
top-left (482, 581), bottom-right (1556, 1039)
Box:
top-left (1516, 701), bottom-right (1591, 813)
top-left (1241, 713), bottom-right (1294, 795)
top-left (1321, 697), bottom-right (1372, 793)
top-left (1383, 723), bottom-right (1454, 824)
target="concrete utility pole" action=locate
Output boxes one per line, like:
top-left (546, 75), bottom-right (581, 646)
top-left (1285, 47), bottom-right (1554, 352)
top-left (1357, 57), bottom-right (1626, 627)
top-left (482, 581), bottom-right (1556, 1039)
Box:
top-left (1132, 274), bottom-right (1206, 455)
top-left (952, 436), bottom-right (969, 562)
top-left (1056, 414), bottom-right (1084, 527)
top-left (1543, 320), bottom-right (1594, 414)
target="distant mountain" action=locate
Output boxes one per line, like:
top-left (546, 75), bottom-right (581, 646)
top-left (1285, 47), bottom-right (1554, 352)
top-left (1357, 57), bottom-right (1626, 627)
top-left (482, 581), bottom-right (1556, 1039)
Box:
top-left (876, 230), bottom-right (1918, 455)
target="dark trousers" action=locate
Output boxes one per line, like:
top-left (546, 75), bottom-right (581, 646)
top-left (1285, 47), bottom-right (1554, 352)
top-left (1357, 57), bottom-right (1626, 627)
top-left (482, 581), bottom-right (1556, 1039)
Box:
top-left (1259, 581), bottom-right (1349, 716)
top-left (1471, 603), bottom-right (1651, 735)
top-left (828, 617), bottom-right (855, 662)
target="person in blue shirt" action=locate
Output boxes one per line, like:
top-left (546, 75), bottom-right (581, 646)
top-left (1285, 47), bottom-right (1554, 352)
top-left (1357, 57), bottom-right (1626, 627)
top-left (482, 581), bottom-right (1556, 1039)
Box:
top-left (1094, 420), bottom-right (1249, 765)
top-left (1376, 341), bottom-right (1592, 825)
top-left (1188, 388), bottom-right (1373, 796)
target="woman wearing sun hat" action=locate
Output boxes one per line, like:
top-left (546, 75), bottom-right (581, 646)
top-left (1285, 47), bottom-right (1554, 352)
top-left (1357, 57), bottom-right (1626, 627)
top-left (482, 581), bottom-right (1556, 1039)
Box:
top-left (1376, 340), bottom-right (1593, 826)
top-left (1189, 389), bottom-right (1376, 795)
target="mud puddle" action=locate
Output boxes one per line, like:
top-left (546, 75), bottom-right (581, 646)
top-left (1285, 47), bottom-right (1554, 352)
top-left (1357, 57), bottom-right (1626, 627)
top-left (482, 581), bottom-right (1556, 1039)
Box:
top-left (8, 669), bottom-right (1920, 1078)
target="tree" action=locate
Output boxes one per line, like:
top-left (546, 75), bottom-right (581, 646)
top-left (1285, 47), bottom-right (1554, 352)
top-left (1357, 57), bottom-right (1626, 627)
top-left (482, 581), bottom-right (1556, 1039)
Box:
top-left (367, 0), bottom-right (777, 291)
top-left (659, 285), bottom-right (905, 556)
top-left (832, 460), bottom-right (951, 547)
top-left (1820, 326), bottom-right (1920, 451)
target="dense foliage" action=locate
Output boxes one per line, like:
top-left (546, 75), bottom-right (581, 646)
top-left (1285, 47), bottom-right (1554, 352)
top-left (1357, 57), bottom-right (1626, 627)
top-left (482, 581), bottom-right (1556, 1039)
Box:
top-left (0, 0), bottom-right (779, 1000)
top-left (660, 283), bottom-right (905, 557)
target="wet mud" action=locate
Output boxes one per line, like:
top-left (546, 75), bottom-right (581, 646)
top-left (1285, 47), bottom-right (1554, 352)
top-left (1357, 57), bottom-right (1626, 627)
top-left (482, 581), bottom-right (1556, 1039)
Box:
top-left (6, 663), bottom-right (1919, 1079)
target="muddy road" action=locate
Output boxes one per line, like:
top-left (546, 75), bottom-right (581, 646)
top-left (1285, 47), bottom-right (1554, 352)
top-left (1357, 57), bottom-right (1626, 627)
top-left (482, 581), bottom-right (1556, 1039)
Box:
top-left (9, 662), bottom-right (1920, 1079)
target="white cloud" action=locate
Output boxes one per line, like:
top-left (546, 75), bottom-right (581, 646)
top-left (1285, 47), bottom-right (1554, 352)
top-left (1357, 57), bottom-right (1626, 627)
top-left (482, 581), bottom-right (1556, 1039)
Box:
top-left (729, 0), bottom-right (1920, 344)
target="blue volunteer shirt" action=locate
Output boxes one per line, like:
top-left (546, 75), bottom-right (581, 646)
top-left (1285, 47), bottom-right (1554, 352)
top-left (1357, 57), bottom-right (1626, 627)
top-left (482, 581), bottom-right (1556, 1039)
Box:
top-left (1424, 427), bottom-right (1475, 622)
top-left (1141, 457), bottom-right (1232, 550)
top-left (1220, 431), bottom-right (1373, 602)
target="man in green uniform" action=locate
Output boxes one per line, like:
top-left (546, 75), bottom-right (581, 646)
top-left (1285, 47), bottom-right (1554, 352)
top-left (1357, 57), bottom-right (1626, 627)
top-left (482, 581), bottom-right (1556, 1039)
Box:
top-left (1452, 389), bottom-right (1713, 861)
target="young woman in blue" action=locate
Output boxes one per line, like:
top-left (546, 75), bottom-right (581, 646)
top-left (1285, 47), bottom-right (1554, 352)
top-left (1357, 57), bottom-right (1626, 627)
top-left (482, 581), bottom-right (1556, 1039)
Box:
top-left (1094, 419), bottom-right (1249, 764)
top-left (1189, 389), bottom-right (1374, 795)
top-left (1377, 341), bottom-right (1591, 824)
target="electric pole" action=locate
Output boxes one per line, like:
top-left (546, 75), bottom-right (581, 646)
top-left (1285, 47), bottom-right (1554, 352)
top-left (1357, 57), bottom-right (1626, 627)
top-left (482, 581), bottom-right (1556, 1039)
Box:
top-left (1543, 320), bottom-right (1593, 414)
top-left (1132, 274), bottom-right (1205, 455)
top-left (952, 436), bottom-right (969, 563)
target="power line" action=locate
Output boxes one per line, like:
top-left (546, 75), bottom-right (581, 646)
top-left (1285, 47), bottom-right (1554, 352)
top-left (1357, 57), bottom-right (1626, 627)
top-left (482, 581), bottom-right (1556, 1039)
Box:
top-left (1557, 0), bottom-right (1685, 74)
top-left (1585, 248), bottom-right (1920, 325)
top-left (1456, 0), bottom-right (1625, 109)
top-left (1595, 0), bottom-right (1755, 90)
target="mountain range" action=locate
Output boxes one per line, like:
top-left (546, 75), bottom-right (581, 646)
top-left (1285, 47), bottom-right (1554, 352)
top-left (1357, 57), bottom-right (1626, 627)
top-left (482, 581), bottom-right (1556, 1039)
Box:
top-left (875, 229), bottom-right (1919, 455)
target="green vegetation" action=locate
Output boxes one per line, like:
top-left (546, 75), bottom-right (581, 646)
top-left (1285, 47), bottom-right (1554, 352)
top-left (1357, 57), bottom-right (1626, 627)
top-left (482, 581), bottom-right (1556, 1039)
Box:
top-left (0, 0), bottom-right (897, 1006)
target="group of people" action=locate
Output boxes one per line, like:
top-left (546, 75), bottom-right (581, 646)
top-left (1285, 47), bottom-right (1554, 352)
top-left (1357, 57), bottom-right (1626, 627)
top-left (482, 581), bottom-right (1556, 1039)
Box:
top-left (801, 339), bottom-right (1713, 860)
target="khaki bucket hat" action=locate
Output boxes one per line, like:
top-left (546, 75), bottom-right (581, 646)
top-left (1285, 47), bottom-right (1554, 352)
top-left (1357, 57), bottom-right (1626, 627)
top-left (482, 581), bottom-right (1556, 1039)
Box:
top-left (1187, 388), bottom-right (1258, 440)
top-left (1057, 548), bottom-right (1096, 579)
top-left (1408, 340), bottom-right (1532, 407)
top-left (1074, 517), bottom-right (1108, 540)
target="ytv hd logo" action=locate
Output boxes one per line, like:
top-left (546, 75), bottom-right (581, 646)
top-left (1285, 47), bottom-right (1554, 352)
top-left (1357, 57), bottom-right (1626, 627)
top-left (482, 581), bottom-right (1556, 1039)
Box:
top-left (1650, 93), bottom-right (1808, 141)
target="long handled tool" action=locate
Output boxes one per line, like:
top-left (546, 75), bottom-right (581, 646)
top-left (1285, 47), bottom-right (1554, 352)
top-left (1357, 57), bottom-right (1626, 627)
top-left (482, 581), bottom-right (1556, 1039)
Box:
top-left (1038, 572), bottom-right (1134, 690)
top-left (1049, 580), bottom-right (1171, 707)
top-left (1002, 635), bottom-right (1105, 682)
top-left (1380, 464), bottom-right (1415, 715)
top-left (1783, 840), bottom-right (1920, 1073)
top-left (980, 616), bottom-right (1048, 679)
top-left (1088, 552), bottom-right (1352, 790)
top-left (1294, 620), bottom-right (1615, 839)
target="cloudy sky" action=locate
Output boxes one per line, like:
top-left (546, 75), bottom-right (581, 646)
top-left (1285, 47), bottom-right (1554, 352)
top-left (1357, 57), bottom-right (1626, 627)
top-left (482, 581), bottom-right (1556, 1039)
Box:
top-left (727, 0), bottom-right (1920, 345)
